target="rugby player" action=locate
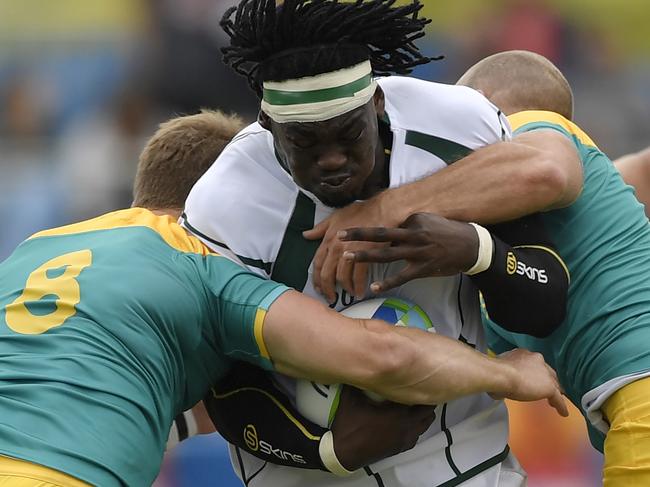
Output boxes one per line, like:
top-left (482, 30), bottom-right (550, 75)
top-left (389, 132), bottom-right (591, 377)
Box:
top-left (183, 1), bottom-right (571, 485)
top-left (342, 50), bottom-right (650, 486)
top-left (0, 110), bottom-right (564, 487)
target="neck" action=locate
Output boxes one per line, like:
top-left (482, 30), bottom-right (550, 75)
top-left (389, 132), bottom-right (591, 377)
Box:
top-left (149, 208), bottom-right (182, 220)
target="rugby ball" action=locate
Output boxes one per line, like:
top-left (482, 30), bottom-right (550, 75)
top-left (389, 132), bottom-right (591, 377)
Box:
top-left (295, 297), bottom-right (434, 428)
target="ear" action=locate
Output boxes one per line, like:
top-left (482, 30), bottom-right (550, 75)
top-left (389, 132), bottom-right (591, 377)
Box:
top-left (373, 85), bottom-right (385, 118)
top-left (258, 110), bottom-right (272, 130)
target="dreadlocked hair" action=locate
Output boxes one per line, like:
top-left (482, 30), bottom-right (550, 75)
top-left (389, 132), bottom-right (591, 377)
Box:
top-left (221, 0), bottom-right (438, 97)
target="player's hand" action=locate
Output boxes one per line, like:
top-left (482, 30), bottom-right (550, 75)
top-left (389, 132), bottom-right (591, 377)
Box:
top-left (331, 386), bottom-right (436, 471)
top-left (303, 198), bottom-right (397, 302)
top-left (339, 213), bottom-right (479, 293)
top-left (494, 349), bottom-right (569, 417)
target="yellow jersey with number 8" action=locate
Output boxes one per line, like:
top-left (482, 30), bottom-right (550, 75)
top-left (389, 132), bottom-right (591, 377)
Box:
top-left (0, 207), bottom-right (288, 487)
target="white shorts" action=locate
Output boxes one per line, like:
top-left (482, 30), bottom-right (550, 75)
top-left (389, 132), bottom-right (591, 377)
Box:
top-left (229, 401), bottom-right (525, 487)
top-left (230, 449), bottom-right (526, 487)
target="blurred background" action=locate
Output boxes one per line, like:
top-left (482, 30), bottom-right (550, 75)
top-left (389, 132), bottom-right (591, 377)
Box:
top-left (1, 0), bottom-right (646, 485)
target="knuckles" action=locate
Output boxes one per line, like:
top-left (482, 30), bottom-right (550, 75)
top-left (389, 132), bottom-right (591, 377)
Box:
top-left (375, 227), bottom-right (389, 240)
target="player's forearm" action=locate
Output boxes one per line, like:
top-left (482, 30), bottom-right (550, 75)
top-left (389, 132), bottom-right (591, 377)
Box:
top-left (264, 292), bottom-right (518, 405)
top-left (263, 291), bottom-right (397, 387)
top-left (378, 131), bottom-right (582, 225)
top-left (358, 324), bottom-right (519, 405)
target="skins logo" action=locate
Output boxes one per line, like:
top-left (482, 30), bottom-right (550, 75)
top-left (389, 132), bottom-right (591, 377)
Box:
top-left (506, 253), bottom-right (548, 284)
top-left (244, 424), bottom-right (259, 451)
top-left (243, 424), bottom-right (306, 464)
top-left (506, 252), bottom-right (517, 275)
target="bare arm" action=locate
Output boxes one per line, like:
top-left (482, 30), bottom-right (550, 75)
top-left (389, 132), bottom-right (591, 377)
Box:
top-left (615, 148), bottom-right (650, 216)
top-left (380, 130), bottom-right (583, 224)
top-left (263, 290), bottom-right (567, 414)
top-left (306, 130), bottom-right (582, 300)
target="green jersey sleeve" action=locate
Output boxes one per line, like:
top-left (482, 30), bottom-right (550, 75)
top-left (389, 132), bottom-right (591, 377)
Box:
top-left (200, 254), bottom-right (291, 370)
top-left (484, 318), bottom-right (517, 356)
top-left (480, 294), bottom-right (516, 355)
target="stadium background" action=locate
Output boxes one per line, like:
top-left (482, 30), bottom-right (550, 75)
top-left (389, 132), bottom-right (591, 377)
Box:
top-left (0, 0), bottom-right (647, 485)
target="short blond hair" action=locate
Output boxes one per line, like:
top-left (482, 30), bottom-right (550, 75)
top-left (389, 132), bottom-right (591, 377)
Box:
top-left (133, 110), bottom-right (245, 210)
top-left (458, 50), bottom-right (573, 120)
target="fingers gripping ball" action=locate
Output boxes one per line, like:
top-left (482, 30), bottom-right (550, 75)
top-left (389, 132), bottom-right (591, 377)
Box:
top-left (295, 297), bottom-right (435, 428)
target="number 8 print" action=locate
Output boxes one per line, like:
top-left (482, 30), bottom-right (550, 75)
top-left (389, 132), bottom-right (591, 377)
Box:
top-left (5, 249), bottom-right (92, 335)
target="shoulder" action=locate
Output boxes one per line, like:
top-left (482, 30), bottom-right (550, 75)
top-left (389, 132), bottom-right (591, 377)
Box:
top-left (378, 76), bottom-right (510, 146)
top-left (28, 208), bottom-right (210, 256)
top-left (185, 122), bottom-right (297, 223)
top-left (183, 123), bottom-right (299, 275)
top-left (225, 122), bottom-right (275, 156)
top-left (508, 111), bottom-right (597, 150)
top-left (379, 76), bottom-right (493, 115)
top-left (185, 121), bottom-right (296, 219)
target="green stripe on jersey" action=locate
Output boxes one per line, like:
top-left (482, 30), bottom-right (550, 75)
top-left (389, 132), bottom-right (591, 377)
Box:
top-left (181, 213), bottom-right (273, 274)
top-left (437, 446), bottom-right (510, 487)
top-left (405, 131), bottom-right (472, 164)
top-left (271, 192), bottom-right (320, 291)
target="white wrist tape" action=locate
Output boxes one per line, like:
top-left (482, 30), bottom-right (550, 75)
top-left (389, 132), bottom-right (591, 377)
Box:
top-left (464, 223), bottom-right (494, 275)
top-left (319, 430), bottom-right (355, 477)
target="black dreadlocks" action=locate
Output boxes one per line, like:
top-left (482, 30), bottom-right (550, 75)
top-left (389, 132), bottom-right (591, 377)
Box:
top-left (220, 0), bottom-right (438, 97)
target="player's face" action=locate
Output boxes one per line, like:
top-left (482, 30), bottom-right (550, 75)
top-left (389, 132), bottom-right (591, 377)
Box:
top-left (267, 100), bottom-right (381, 208)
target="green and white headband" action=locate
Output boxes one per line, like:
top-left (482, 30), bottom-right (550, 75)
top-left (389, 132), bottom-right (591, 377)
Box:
top-left (261, 60), bottom-right (377, 123)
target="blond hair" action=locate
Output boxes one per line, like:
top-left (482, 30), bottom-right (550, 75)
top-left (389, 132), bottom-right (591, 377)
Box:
top-left (458, 50), bottom-right (573, 120)
top-left (133, 110), bottom-right (245, 210)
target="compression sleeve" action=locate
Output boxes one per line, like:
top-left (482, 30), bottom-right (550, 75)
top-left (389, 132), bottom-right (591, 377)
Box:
top-left (203, 361), bottom-right (328, 471)
top-left (469, 213), bottom-right (569, 338)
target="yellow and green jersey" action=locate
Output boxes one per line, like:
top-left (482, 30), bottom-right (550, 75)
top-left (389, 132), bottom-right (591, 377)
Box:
top-left (485, 111), bottom-right (650, 451)
top-left (0, 207), bottom-right (288, 486)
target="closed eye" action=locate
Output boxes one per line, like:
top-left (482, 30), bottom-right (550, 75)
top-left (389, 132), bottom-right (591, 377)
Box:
top-left (287, 136), bottom-right (316, 149)
top-left (342, 128), bottom-right (365, 143)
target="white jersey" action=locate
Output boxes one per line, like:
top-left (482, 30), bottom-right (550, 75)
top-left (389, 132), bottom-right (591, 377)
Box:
top-left (183, 76), bottom-right (517, 487)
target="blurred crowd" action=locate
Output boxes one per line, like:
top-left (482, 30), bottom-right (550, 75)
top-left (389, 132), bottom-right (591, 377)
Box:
top-left (0, 0), bottom-right (260, 258)
top-left (1, 0), bottom-right (649, 257)
top-left (1, 1), bottom-right (648, 485)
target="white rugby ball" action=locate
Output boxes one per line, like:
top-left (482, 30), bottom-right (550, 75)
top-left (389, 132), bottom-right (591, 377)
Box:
top-left (295, 297), bottom-right (434, 428)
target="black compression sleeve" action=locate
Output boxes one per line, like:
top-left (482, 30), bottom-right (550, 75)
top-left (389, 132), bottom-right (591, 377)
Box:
top-left (203, 361), bottom-right (328, 471)
top-left (470, 214), bottom-right (569, 338)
